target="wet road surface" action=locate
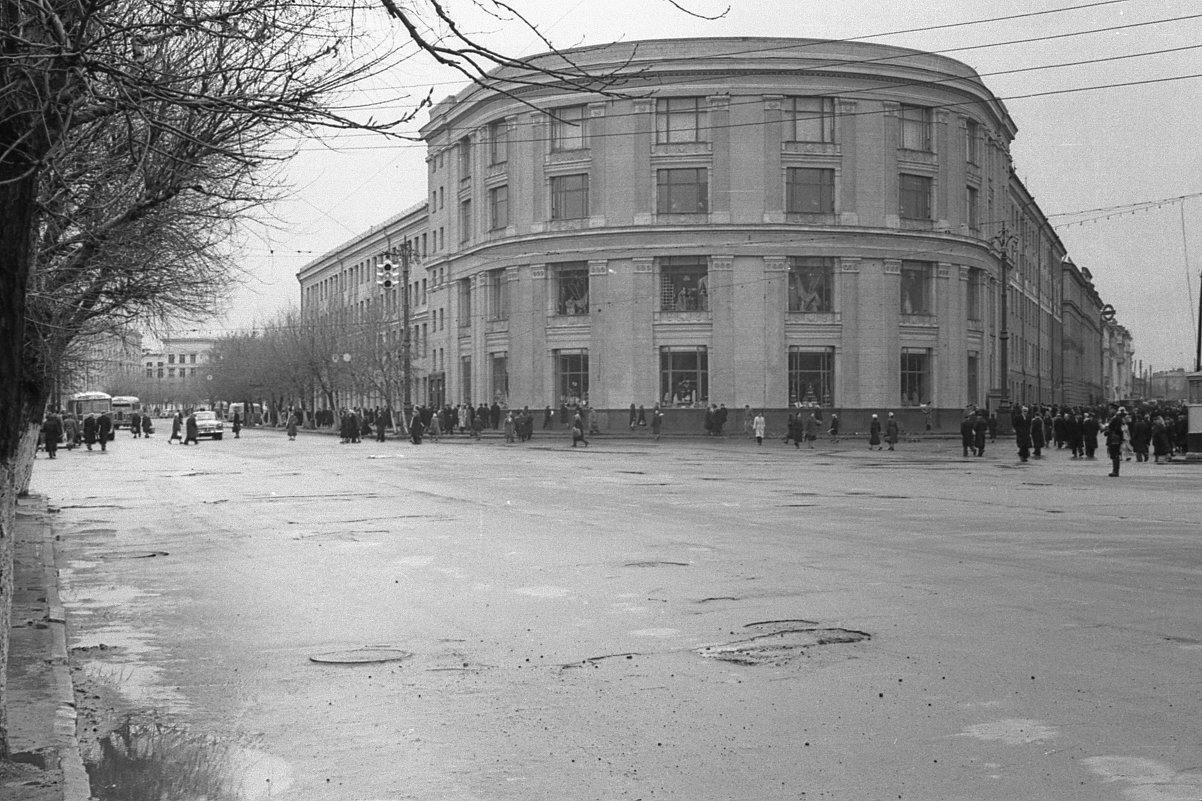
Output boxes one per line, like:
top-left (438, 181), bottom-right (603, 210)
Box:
top-left (31, 428), bottom-right (1202, 801)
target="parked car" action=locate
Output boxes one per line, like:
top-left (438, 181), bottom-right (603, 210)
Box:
top-left (195, 410), bottom-right (224, 440)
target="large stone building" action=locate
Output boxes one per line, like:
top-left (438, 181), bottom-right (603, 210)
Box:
top-left (298, 37), bottom-right (1121, 427)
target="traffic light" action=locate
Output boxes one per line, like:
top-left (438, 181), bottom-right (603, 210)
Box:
top-left (377, 261), bottom-right (396, 289)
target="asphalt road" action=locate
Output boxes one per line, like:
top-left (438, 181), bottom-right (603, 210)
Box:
top-left (30, 426), bottom-right (1202, 801)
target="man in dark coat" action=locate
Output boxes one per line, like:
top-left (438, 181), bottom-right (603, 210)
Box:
top-left (130, 410), bottom-right (142, 438)
top-left (231, 412), bottom-right (242, 439)
top-left (1082, 413), bottom-right (1100, 459)
top-left (97, 411), bottom-right (113, 451)
top-left (83, 414), bottom-right (98, 450)
top-left (41, 413), bottom-right (63, 459)
top-left (972, 410), bottom-right (988, 457)
top-left (184, 412), bottom-right (199, 445)
top-left (1012, 405), bottom-right (1032, 462)
top-left (961, 413), bottom-right (975, 457)
top-left (1030, 411), bottom-right (1046, 459)
top-left (141, 414), bottom-right (153, 437)
top-left (490, 402), bottom-right (502, 429)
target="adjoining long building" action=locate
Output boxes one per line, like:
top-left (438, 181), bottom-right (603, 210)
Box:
top-left (297, 37), bottom-right (1130, 428)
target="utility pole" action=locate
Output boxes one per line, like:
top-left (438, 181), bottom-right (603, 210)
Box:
top-left (399, 241), bottom-right (415, 422)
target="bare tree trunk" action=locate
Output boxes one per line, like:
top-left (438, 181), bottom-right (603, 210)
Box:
top-left (0, 172), bottom-right (41, 758)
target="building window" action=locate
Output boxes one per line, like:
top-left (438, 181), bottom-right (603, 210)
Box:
top-left (967, 351), bottom-right (980, 407)
top-left (787, 97), bottom-right (835, 143)
top-left (966, 267), bottom-right (981, 321)
top-left (460, 356), bottom-right (472, 403)
top-left (488, 119), bottom-right (508, 165)
top-left (659, 256), bottom-right (709, 312)
top-left (145, 367), bottom-right (153, 378)
top-left (788, 347), bottom-right (835, 407)
top-left (899, 173), bottom-right (932, 220)
top-left (555, 350), bottom-right (589, 407)
top-left (487, 269), bottom-right (508, 320)
top-left (657, 168), bottom-right (708, 215)
top-left (459, 199), bottom-right (472, 241)
top-left (786, 167), bottom-right (835, 214)
top-left (168, 354), bottom-right (175, 364)
top-left (656, 97), bottom-right (708, 144)
top-left (787, 257), bottom-right (834, 312)
top-left (459, 279), bottom-right (472, 327)
top-left (901, 260), bottom-right (932, 315)
top-left (458, 136), bottom-right (472, 178)
top-left (489, 185), bottom-right (509, 230)
top-left (900, 104), bottom-right (932, 151)
top-left (556, 263), bottom-right (589, 315)
top-left (157, 368), bottom-right (164, 378)
top-left (551, 105), bottom-right (588, 151)
top-left (965, 119), bottom-right (980, 164)
top-left (660, 347), bottom-right (708, 407)
top-left (900, 349), bottom-right (930, 406)
top-left (550, 173), bottom-right (588, 220)
top-left (491, 354), bottom-right (508, 404)
top-left (190, 354), bottom-right (196, 364)
top-left (168, 368), bottom-right (175, 378)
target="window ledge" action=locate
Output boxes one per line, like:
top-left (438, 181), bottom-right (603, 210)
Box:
top-left (787, 312), bottom-right (840, 324)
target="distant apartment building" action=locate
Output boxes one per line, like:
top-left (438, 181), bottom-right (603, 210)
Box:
top-left (298, 37), bottom-right (1121, 424)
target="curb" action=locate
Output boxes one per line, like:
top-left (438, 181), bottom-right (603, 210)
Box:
top-left (23, 495), bottom-right (91, 801)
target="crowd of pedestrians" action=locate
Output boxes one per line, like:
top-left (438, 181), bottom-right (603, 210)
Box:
top-left (1008, 402), bottom-right (1190, 477)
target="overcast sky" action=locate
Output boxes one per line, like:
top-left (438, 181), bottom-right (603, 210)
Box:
top-left (219, 0), bottom-right (1202, 373)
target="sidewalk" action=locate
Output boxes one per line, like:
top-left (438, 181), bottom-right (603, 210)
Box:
top-left (3, 495), bottom-right (89, 801)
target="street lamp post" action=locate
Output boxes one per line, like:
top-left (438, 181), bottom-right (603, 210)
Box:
top-left (992, 226), bottom-right (1018, 414)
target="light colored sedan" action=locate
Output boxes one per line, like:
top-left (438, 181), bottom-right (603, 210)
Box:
top-left (195, 410), bottom-right (224, 440)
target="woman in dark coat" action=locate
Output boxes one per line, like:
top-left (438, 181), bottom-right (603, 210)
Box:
top-left (868, 414), bottom-right (882, 450)
top-left (184, 413), bottom-right (199, 445)
top-left (884, 412), bottom-right (899, 451)
top-left (169, 412), bottom-right (183, 443)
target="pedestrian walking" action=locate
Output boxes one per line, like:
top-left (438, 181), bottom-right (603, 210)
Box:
top-left (1012, 405), bottom-right (1032, 462)
top-left (97, 411), bottom-right (113, 451)
top-left (803, 413), bottom-right (818, 448)
top-left (232, 412), bottom-right (242, 439)
top-left (504, 411), bottom-right (516, 443)
top-left (1105, 411), bottom-right (1126, 477)
top-left (83, 413), bottom-right (98, 451)
top-left (961, 413), bottom-right (975, 457)
top-left (828, 413), bottom-right (839, 444)
top-left (184, 412), bottom-right (199, 445)
top-left (41, 412), bottom-right (63, 459)
top-left (884, 412), bottom-right (899, 451)
top-left (629, 403), bottom-right (638, 430)
top-left (651, 406), bottom-right (664, 441)
top-left (130, 410), bottom-right (142, 438)
top-left (972, 409), bottom-right (988, 457)
top-left (141, 413), bottom-right (154, 437)
top-left (571, 411), bottom-right (588, 447)
top-left (287, 411), bottom-right (299, 440)
top-left (1031, 411), bottom-right (1045, 459)
top-left (868, 414), bottom-right (882, 450)
top-left (543, 406), bottom-right (554, 430)
top-left (169, 411), bottom-right (182, 443)
top-left (753, 410), bottom-right (766, 445)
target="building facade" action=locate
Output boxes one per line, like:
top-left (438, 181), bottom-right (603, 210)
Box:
top-left (299, 38), bottom-right (1120, 424)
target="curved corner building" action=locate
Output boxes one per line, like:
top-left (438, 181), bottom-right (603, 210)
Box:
top-left (302, 38), bottom-right (1114, 426)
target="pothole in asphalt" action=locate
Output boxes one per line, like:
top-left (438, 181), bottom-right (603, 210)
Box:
top-left (695, 620), bottom-right (870, 666)
top-left (309, 647), bottom-right (413, 664)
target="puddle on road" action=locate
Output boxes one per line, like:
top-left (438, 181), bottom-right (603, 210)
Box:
top-left (85, 714), bottom-right (292, 801)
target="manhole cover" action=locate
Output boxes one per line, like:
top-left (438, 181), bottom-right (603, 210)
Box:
top-left (309, 647), bottom-right (413, 665)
